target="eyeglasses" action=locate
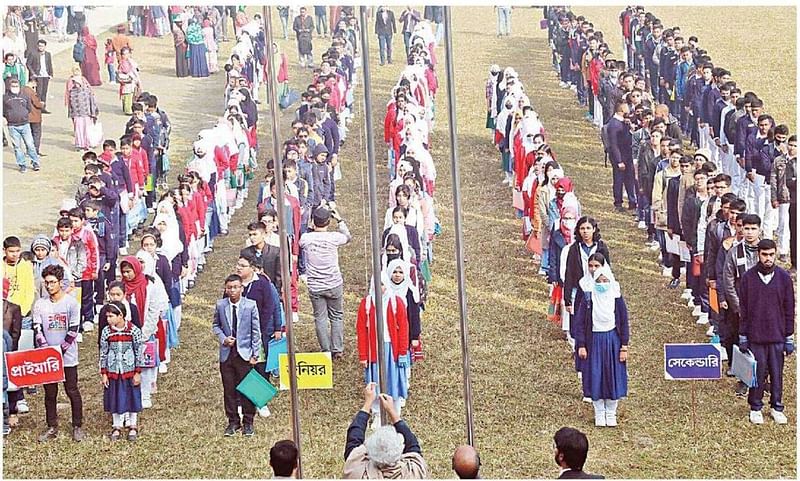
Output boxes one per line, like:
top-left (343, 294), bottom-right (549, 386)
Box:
top-left (43, 279), bottom-right (60, 286)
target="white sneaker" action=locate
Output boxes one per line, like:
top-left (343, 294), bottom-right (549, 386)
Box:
top-left (637, 220), bottom-right (647, 230)
top-left (559, 81), bottom-right (568, 88)
top-left (16, 399), bottom-right (30, 414)
top-left (594, 412), bottom-right (606, 427)
top-left (749, 410), bottom-right (764, 424)
top-left (605, 412), bottom-right (618, 427)
top-left (292, 312), bottom-right (299, 324)
top-left (770, 409), bottom-right (788, 425)
top-left (662, 267), bottom-right (672, 277)
top-left (76, 333), bottom-right (83, 343)
top-left (158, 363), bottom-right (168, 374)
top-left (142, 399), bottom-right (153, 409)
top-left (705, 325), bottom-right (715, 337)
top-left (82, 321), bottom-right (94, 332)
top-left (691, 305), bottom-right (702, 317)
top-left (582, 396), bottom-right (592, 403)
top-left (649, 242), bottom-right (661, 251)
top-left (569, 84), bottom-right (578, 92)
top-left (697, 313), bottom-right (710, 325)
top-left (687, 298), bottom-right (696, 308)
top-left (258, 405), bottom-right (271, 418)
top-left (680, 289), bottom-right (693, 300)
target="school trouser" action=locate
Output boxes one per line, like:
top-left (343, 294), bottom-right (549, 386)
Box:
top-left (44, 366), bottom-right (82, 428)
top-left (574, 71), bottom-right (586, 105)
top-left (611, 163), bottom-right (637, 208)
top-left (717, 309), bottom-right (738, 365)
top-left (308, 284), bottom-right (344, 354)
top-left (587, 87), bottom-right (595, 117)
top-left (93, 255), bottom-right (107, 308)
top-left (559, 56), bottom-right (571, 83)
top-left (220, 354), bottom-right (256, 426)
top-left (79, 279), bottom-right (94, 326)
top-left (748, 342), bottom-right (785, 412)
top-left (790, 202), bottom-right (797, 268)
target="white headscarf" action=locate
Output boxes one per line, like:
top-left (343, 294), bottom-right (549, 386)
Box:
top-left (135, 248), bottom-right (157, 277)
top-left (587, 264), bottom-right (621, 328)
top-left (153, 213), bottom-right (183, 262)
top-left (381, 259), bottom-right (420, 309)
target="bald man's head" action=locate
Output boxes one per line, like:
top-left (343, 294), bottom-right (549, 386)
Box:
top-left (452, 445), bottom-right (481, 479)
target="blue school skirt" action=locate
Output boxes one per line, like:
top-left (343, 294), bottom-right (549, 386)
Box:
top-left (582, 329), bottom-right (628, 401)
top-left (104, 377), bottom-right (142, 414)
top-left (364, 341), bottom-right (408, 401)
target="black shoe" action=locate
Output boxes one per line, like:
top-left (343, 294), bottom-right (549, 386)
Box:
top-left (667, 278), bottom-right (680, 289)
top-left (42, 109), bottom-right (51, 114)
top-left (242, 423), bottom-right (254, 437)
top-left (735, 381), bottom-right (748, 397)
top-left (32, 163), bottom-right (40, 171)
top-left (18, 165), bottom-right (27, 173)
top-left (614, 205), bottom-right (626, 213)
top-left (224, 423), bottom-right (241, 437)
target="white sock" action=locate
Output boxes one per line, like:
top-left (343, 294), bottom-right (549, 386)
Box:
top-left (605, 399), bottom-right (618, 415)
top-left (128, 412), bottom-right (138, 427)
top-left (112, 413), bottom-right (124, 428)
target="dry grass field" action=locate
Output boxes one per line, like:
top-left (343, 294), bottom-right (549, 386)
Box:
top-left (3, 6), bottom-right (795, 479)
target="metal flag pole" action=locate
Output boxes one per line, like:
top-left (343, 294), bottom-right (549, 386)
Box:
top-left (443, 6), bottom-right (476, 447)
top-left (262, 6), bottom-right (303, 477)
top-left (358, 5), bottom-right (389, 425)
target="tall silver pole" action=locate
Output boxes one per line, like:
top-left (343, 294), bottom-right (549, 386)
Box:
top-left (358, 5), bottom-right (389, 425)
top-left (262, 6), bottom-right (303, 476)
top-left (443, 6), bottom-right (476, 446)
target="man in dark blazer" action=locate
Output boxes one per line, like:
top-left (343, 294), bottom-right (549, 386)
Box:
top-left (25, 39), bottom-right (52, 113)
top-left (212, 274), bottom-right (262, 437)
top-left (374, 6), bottom-right (397, 65)
top-left (606, 100), bottom-right (637, 212)
top-left (554, 427), bottom-right (604, 479)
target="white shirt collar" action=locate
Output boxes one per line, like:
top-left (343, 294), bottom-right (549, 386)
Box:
top-left (758, 271), bottom-right (775, 284)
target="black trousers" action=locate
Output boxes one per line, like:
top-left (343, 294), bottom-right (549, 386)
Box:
top-left (30, 122), bottom-right (42, 153)
top-left (44, 366), bottom-right (82, 428)
top-left (220, 354), bottom-right (256, 425)
top-left (79, 279), bottom-right (94, 326)
top-left (36, 76), bottom-right (49, 105)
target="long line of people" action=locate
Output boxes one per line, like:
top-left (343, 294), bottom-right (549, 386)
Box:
top-left (538, 6), bottom-right (795, 426)
top-left (1, 22), bottom-right (264, 437)
top-left (488, 66), bottom-right (629, 428)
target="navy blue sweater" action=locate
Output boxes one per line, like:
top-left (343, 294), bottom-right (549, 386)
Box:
top-left (242, 275), bottom-right (280, 352)
top-left (606, 116), bottom-right (632, 166)
top-left (739, 267), bottom-right (795, 344)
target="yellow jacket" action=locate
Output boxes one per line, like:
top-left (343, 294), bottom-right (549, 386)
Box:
top-left (3, 259), bottom-right (35, 316)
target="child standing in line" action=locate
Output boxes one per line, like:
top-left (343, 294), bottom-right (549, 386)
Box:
top-left (104, 38), bottom-right (117, 83)
top-left (99, 300), bottom-right (145, 441)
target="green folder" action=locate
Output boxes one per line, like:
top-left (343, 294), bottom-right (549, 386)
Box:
top-left (236, 369), bottom-right (278, 408)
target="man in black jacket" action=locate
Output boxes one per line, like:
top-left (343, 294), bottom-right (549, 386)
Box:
top-left (606, 101), bottom-right (636, 211)
top-left (554, 427), bottom-right (603, 479)
top-left (25, 39), bottom-right (52, 113)
top-left (375, 6), bottom-right (396, 66)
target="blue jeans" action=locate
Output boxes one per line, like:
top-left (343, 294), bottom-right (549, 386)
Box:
top-left (7, 124), bottom-right (40, 168)
top-left (279, 13), bottom-right (289, 39)
top-left (378, 33), bottom-right (393, 64)
top-left (315, 13), bottom-right (328, 35)
top-left (496, 7), bottom-right (511, 35)
top-left (107, 63), bottom-right (116, 83)
top-left (403, 31), bottom-right (412, 56)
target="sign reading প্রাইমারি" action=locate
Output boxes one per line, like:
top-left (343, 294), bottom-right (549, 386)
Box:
top-left (5, 346), bottom-right (65, 388)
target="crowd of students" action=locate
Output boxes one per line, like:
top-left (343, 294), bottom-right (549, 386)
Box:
top-left (1, 10), bottom-right (268, 440)
top-left (530, 5), bottom-right (795, 426)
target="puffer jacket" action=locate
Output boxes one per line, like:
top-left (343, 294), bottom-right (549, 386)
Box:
top-left (770, 154), bottom-right (794, 204)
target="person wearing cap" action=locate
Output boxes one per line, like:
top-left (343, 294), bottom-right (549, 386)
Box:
top-left (299, 206), bottom-right (351, 358)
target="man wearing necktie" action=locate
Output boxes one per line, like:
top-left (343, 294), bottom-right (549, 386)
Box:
top-left (212, 274), bottom-right (262, 437)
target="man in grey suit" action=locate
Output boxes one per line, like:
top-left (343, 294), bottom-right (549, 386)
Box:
top-left (212, 274), bottom-right (262, 437)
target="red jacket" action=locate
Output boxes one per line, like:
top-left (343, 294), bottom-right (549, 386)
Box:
top-left (123, 152), bottom-right (147, 191)
top-left (73, 225), bottom-right (99, 280)
top-left (356, 296), bottom-right (409, 363)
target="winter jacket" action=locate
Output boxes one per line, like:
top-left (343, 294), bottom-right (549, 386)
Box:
top-left (770, 154), bottom-right (795, 204)
top-left (2, 91), bottom-right (31, 126)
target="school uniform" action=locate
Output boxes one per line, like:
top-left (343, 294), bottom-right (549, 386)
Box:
top-left (739, 266), bottom-right (794, 413)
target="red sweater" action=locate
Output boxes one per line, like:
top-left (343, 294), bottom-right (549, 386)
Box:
top-left (356, 296), bottom-right (409, 363)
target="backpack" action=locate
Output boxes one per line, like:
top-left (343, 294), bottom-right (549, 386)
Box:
top-left (72, 38), bottom-right (85, 63)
